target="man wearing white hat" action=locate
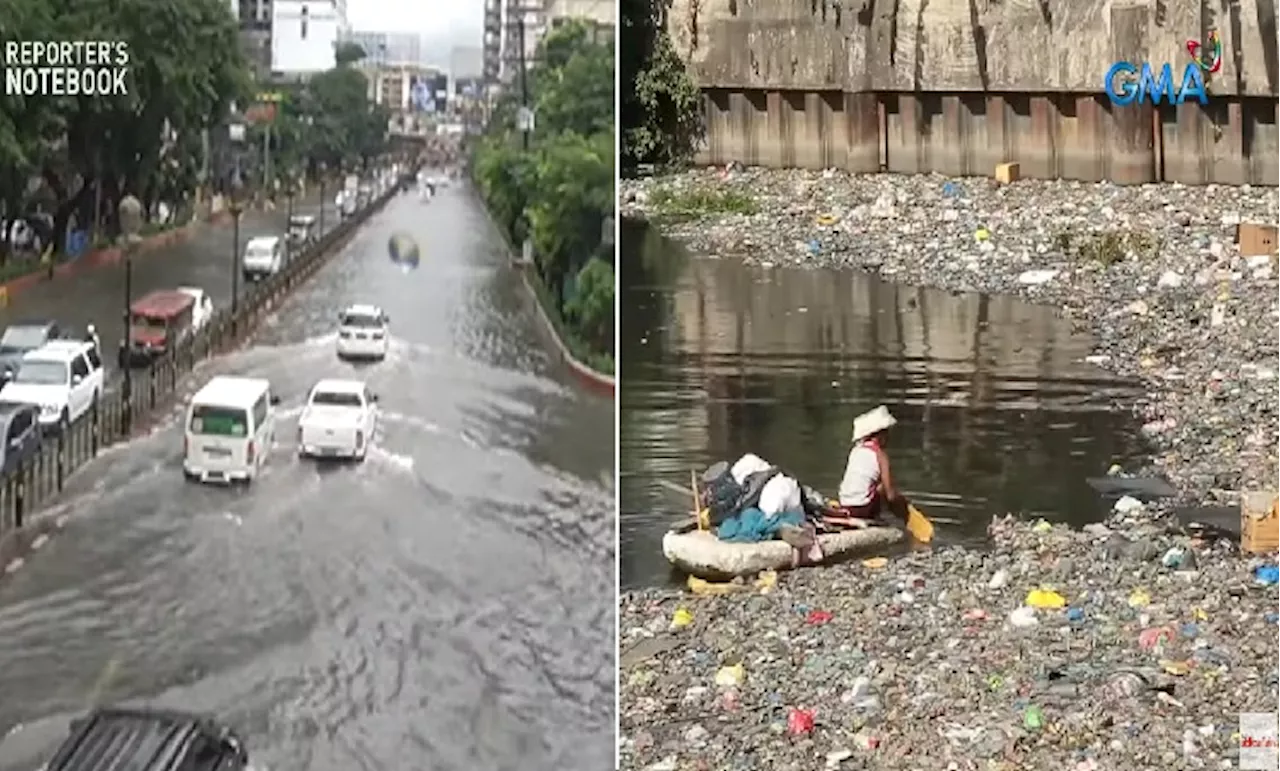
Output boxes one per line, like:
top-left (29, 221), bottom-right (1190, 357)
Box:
top-left (836, 405), bottom-right (904, 520)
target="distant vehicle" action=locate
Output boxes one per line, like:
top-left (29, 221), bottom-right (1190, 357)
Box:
top-left (242, 235), bottom-right (283, 280)
top-left (0, 321), bottom-right (63, 384)
top-left (44, 706), bottom-right (247, 771)
top-left (0, 401), bottom-right (41, 473)
top-left (0, 339), bottom-right (104, 432)
top-left (335, 190), bottom-right (357, 218)
top-left (183, 375), bottom-right (279, 485)
top-left (176, 286), bottom-right (215, 333)
top-left (119, 289), bottom-right (196, 368)
top-left (356, 184), bottom-right (372, 208)
top-left (287, 214), bottom-right (316, 245)
top-left (336, 304), bottom-right (389, 361)
top-left (297, 378), bottom-right (378, 461)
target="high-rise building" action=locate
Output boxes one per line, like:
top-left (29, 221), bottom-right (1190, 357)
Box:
top-left (342, 31), bottom-right (424, 67)
top-left (230, 0), bottom-right (352, 80)
top-left (482, 0), bottom-right (501, 86)
top-left (271, 0), bottom-right (349, 76)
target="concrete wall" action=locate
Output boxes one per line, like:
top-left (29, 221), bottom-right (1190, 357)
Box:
top-left (672, 0), bottom-right (1279, 184)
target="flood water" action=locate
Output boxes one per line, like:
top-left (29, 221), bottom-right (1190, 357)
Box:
top-left (619, 219), bottom-right (1149, 588)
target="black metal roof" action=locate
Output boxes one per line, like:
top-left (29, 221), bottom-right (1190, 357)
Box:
top-left (46, 708), bottom-right (214, 771)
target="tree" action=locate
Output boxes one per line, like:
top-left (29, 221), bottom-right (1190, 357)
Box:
top-left (621, 0), bottom-right (703, 170)
top-left (527, 131), bottom-right (613, 300)
top-left (299, 66), bottom-right (387, 170)
top-left (334, 41), bottom-right (367, 67)
top-left (11, 0), bottom-right (251, 250)
top-left (565, 257), bottom-right (614, 356)
top-left (532, 35), bottom-right (614, 140)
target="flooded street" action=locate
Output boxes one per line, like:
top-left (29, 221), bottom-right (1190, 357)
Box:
top-left (0, 185), bottom-right (616, 770)
top-left (619, 220), bottom-right (1148, 588)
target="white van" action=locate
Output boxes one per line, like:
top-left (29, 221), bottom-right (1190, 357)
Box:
top-left (183, 376), bottom-right (279, 485)
top-left (242, 236), bottom-right (283, 281)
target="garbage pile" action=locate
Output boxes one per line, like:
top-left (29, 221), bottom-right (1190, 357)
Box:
top-left (621, 170), bottom-right (1279, 500)
top-left (619, 504), bottom-right (1279, 770)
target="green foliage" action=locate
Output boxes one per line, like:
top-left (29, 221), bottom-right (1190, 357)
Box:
top-left (334, 41), bottom-right (367, 67)
top-left (472, 18), bottom-right (616, 374)
top-left (621, 0), bottom-right (704, 170)
top-left (565, 257), bottom-right (615, 356)
top-left (646, 185), bottom-right (758, 219)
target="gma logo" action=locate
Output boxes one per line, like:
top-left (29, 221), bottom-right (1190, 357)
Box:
top-left (1104, 62), bottom-right (1209, 106)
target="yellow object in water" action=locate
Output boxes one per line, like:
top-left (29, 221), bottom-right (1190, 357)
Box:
top-left (1128, 589), bottom-right (1152, 608)
top-left (815, 213), bottom-right (839, 227)
top-left (687, 575), bottom-right (746, 596)
top-left (714, 663), bottom-right (745, 687)
top-left (862, 557), bottom-right (889, 569)
top-left (974, 227), bottom-right (991, 242)
top-left (1032, 519), bottom-right (1053, 533)
top-left (1160, 659), bottom-right (1191, 676)
top-left (906, 504), bottom-right (934, 543)
top-left (671, 607), bottom-right (694, 629)
top-left (1025, 589), bottom-right (1067, 609)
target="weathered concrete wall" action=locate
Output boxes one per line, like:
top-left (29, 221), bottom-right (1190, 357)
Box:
top-left (670, 0), bottom-right (1278, 96)
top-left (673, 0), bottom-right (1279, 184)
top-left (699, 89), bottom-right (1279, 184)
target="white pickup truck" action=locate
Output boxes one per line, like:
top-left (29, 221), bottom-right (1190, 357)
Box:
top-left (297, 379), bottom-right (378, 461)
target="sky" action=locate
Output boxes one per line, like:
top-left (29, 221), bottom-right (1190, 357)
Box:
top-left (346, 0), bottom-right (483, 46)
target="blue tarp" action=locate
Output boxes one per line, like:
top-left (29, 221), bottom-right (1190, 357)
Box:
top-left (717, 507), bottom-right (805, 543)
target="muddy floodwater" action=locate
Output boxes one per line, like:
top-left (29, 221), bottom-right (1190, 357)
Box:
top-left (619, 220), bottom-right (1149, 588)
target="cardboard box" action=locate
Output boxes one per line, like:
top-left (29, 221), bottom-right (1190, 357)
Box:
top-left (1241, 491), bottom-right (1278, 554)
top-left (1236, 222), bottom-right (1277, 257)
top-left (995, 162), bottom-right (1020, 184)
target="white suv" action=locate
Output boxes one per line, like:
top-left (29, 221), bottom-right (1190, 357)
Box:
top-left (0, 340), bottom-right (105, 430)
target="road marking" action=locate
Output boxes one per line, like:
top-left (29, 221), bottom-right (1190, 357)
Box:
top-left (88, 656), bottom-right (121, 704)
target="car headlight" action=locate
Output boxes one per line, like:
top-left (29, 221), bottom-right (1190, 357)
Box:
top-left (41, 403), bottom-right (59, 415)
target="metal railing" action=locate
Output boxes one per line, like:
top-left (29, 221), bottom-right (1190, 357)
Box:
top-left (0, 174), bottom-right (409, 543)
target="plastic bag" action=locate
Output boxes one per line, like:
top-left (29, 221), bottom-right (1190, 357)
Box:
top-left (758, 474), bottom-right (801, 516)
top-left (730, 453), bottom-right (772, 485)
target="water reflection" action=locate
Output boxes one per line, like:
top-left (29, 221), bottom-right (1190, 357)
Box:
top-left (619, 220), bottom-right (1148, 588)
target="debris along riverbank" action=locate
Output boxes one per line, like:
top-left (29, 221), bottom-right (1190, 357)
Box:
top-left (619, 510), bottom-right (1280, 771)
top-left (620, 169), bottom-right (1279, 500)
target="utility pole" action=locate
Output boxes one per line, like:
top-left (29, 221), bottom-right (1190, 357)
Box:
top-left (517, 14), bottom-right (530, 150)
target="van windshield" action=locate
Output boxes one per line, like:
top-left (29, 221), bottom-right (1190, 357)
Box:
top-left (247, 243), bottom-right (274, 258)
top-left (190, 405), bottom-right (249, 436)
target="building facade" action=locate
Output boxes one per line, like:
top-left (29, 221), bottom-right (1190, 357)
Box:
top-left (342, 31), bottom-right (423, 67)
top-left (270, 0), bottom-right (349, 76)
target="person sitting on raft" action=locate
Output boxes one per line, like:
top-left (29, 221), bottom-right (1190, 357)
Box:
top-left (832, 405), bottom-right (908, 526)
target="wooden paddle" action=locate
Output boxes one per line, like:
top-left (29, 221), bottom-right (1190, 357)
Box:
top-left (905, 502), bottom-right (935, 543)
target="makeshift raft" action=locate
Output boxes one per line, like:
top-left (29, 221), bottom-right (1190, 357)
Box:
top-left (662, 520), bottom-right (904, 579)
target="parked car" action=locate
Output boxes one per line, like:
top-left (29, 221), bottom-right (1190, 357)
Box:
top-left (176, 286), bottom-right (215, 334)
top-left (287, 214), bottom-right (316, 245)
top-left (45, 706), bottom-right (247, 771)
top-left (0, 320), bottom-right (63, 384)
top-left (335, 304), bottom-right (389, 361)
top-left (242, 235), bottom-right (283, 280)
top-left (0, 339), bottom-right (104, 432)
top-left (297, 378), bottom-right (378, 461)
top-left (0, 401), bottom-right (41, 473)
top-left (119, 289), bottom-right (196, 368)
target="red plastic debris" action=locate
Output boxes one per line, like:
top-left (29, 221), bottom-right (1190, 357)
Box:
top-left (806, 609), bottom-right (834, 625)
top-left (787, 707), bottom-right (815, 735)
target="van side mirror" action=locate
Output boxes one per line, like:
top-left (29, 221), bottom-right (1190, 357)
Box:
top-left (369, 393), bottom-right (379, 403)
top-left (72, 374), bottom-right (83, 385)
top-left (269, 394), bottom-right (281, 406)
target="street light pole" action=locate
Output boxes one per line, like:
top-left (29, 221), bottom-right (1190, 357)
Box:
top-left (517, 15), bottom-right (530, 151)
top-left (118, 195), bottom-right (142, 436)
top-left (318, 161), bottom-right (327, 235)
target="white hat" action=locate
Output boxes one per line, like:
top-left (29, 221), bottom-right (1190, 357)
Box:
top-left (851, 405), bottom-right (897, 442)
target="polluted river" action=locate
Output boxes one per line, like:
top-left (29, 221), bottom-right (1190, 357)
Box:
top-left (617, 172), bottom-right (1278, 771)
top-left (0, 184), bottom-right (616, 771)
top-left (620, 220), bottom-right (1148, 588)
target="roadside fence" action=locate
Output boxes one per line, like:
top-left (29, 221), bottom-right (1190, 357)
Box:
top-left (0, 171), bottom-right (409, 545)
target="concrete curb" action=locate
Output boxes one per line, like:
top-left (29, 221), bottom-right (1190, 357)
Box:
top-left (468, 185), bottom-right (616, 398)
top-left (0, 218), bottom-right (206, 306)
